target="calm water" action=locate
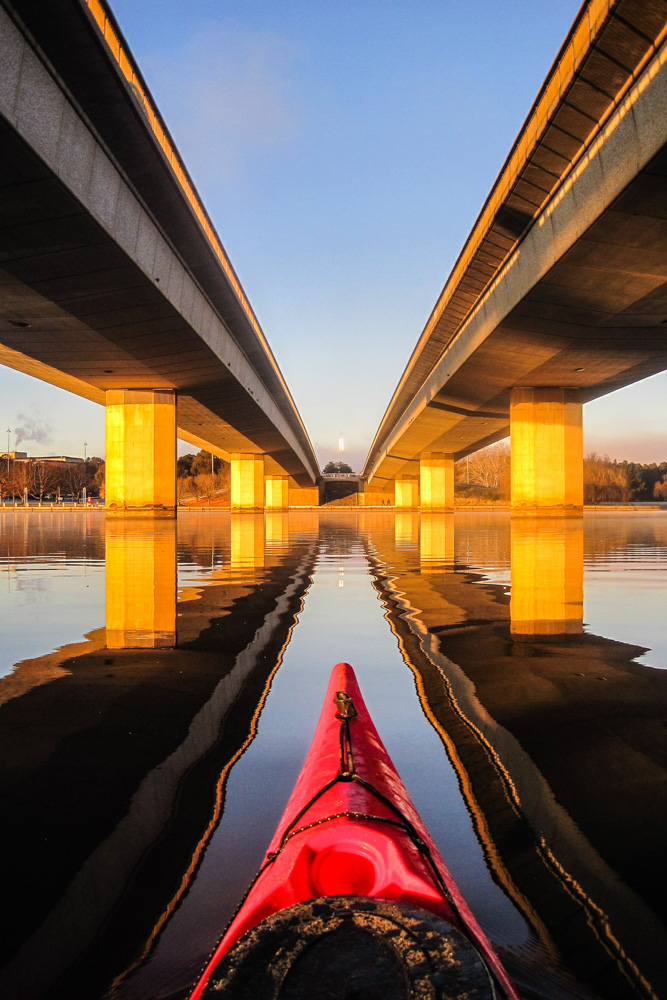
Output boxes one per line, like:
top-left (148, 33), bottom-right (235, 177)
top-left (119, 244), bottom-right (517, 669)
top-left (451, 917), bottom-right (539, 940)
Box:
top-left (1, 510), bottom-right (666, 1000)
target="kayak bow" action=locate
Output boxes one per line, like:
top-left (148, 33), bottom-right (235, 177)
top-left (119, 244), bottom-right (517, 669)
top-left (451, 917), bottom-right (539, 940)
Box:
top-left (191, 662), bottom-right (519, 999)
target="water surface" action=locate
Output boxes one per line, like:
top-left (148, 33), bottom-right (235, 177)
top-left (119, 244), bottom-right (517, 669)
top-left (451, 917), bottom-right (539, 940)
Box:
top-left (1, 510), bottom-right (666, 1000)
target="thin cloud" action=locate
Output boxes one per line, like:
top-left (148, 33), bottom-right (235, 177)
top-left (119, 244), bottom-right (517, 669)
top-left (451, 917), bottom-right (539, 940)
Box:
top-left (143, 24), bottom-right (300, 185)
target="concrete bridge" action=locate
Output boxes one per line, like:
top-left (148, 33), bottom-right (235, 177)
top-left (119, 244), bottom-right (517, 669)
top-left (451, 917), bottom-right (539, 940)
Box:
top-left (0, 0), bottom-right (319, 514)
top-left (364, 0), bottom-right (667, 515)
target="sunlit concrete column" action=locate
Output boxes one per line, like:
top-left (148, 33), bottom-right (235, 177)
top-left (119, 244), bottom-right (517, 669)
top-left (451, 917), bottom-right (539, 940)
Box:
top-left (510, 388), bottom-right (583, 516)
top-left (105, 518), bottom-right (177, 648)
top-left (394, 475), bottom-right (419, 509)
top-left (231, 454), bottom-right (265, 509)
top-left (420, 453), bottom-right (454, 511)
top-left (231, 512), bottom-right (265, 570)
top-left (510, 519), bottom-right (583, 636)
top-left (265, 475), bottom-right (289, 509)
top-left (420, 513), bottom-right (455, 573)
top-left (288, 486), bottom-right (320, 507)
top-left (105, 390), bottom-right (176, 515)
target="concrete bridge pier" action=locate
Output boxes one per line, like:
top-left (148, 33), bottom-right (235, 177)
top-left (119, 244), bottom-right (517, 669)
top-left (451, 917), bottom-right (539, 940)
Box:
top-left (420, 452), bottom-right (454, 511)
top-left (510, 388), bottom-right (583, 517)
top-left (265, 475), bottom-right (289, 509)
top-left (105, 390), bottom-right (177, 515)
top-left (231, 454), bottom-right (265, 509)
top-left (394, 475), bottom-right (420, 509)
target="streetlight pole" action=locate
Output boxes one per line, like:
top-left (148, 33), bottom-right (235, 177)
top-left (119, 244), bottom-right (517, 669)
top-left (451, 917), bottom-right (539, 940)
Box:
top-left (5, 428), bottom-right (10, 507)
top-left (82, 442), bottom-right (88, 506)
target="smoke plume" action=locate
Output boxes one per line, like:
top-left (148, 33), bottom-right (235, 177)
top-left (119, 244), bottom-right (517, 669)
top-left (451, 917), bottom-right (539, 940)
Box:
top-left (13, 415), bottom-right (52, 450)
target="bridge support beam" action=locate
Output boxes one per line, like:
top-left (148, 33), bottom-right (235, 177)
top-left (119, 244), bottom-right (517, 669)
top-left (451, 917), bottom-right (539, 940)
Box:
top-left (510, 388), bottom-right (583, 516)
top-left (105, 390), bottom-right (176, 515)
top-left (265, 475), bottom-right (289, 509)
top-left (394, 475), bottom-right (419, 509)
top-left (420, 452), bottom-right (454, 511)
top-left (231, 454), bottom-right (265, 509)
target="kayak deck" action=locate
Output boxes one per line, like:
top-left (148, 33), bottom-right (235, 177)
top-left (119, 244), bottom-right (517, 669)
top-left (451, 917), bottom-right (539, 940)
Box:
top-left (191, 662), bottom-right (518, 999)
top-left (198, 896), bottom-right (499, 999)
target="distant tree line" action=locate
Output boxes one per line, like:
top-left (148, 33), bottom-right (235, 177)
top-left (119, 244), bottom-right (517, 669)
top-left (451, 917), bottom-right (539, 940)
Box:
top-left (0, 450), bottom-right (234, 504)
top-left (0, 457), bottom-right (104, 502)
top-left (177, 451), bottom-right (230, 503)
top-left (454, 444), bottom-right (667, 502)
top-left (583, 454), bottom-right (667, 502)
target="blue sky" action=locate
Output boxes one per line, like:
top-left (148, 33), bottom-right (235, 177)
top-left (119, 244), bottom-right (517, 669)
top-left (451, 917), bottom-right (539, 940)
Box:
top-left (3, 0), bottom-right (665, 470)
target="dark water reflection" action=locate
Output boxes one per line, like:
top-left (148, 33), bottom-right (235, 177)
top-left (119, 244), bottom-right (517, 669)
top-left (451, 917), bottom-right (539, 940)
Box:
top-left (0, 510), bottom-right (666, 1000)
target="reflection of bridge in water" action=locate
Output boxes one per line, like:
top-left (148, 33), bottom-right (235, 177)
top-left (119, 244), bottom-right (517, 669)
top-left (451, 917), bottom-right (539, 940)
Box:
top-left (1, 512), bottom-right (666, 1000)
top-left (385, 511), bottom-right (584, 635)
top-left (364, 510), bottom-right (667, 1000)
top-left (104, 512), bottom-right (297, 648)
top-left (0, 512), bottom-right (318, 1000)
top-left (103, 511), bottom-right (584, 649)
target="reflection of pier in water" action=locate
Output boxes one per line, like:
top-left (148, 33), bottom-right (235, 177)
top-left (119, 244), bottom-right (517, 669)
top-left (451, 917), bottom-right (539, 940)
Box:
top-left (510, 519), bottom-right (583, 637)
top-left (0, 514), bottom-right (317, 1000)
top-left (103, 512), bottom-right (295, 650)
top-left (105, 519), bottom-right (177, 648)
top-left (367, 512), bottom-right (667, 1000)
top-left (398, 510), bottom-right (584, 635)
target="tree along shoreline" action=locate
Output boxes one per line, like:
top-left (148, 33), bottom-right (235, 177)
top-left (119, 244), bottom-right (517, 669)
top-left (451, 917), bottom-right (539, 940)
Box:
top-left (0, 456), bottom-right (104, 503)
top-left (453, 443), bottom-right (667, 503)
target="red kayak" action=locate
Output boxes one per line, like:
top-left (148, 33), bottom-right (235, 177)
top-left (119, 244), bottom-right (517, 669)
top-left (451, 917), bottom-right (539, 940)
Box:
top-left (190, 662), bottom-right (519, 999)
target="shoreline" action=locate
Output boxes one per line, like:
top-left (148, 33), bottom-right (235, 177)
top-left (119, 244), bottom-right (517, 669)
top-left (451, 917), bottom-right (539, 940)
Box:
top-left (0, 502), bottom-right (665, 513)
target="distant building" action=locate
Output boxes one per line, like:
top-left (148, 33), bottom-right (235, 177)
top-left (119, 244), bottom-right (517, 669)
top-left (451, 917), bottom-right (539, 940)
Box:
top-left (0, 453), bottom-right (85, 465)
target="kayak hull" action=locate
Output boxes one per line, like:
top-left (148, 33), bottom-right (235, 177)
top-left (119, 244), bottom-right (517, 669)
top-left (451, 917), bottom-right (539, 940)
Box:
top-left (190, 663), bottom-right (518, 999)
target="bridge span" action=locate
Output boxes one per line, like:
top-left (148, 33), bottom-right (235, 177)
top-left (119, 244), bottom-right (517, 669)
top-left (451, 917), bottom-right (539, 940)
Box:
top-left (0, 0), bottom-right (319, 514)
top-left (364, 0), bottom-right (667, 515)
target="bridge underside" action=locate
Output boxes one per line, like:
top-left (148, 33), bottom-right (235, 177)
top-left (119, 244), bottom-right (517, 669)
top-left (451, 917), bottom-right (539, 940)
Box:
top-left (0, 0), bottom-right (318, 516)
top-left (369, 142), bottom-right (667, 492)
top-left (0, 119), bottom-right (309, 482)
